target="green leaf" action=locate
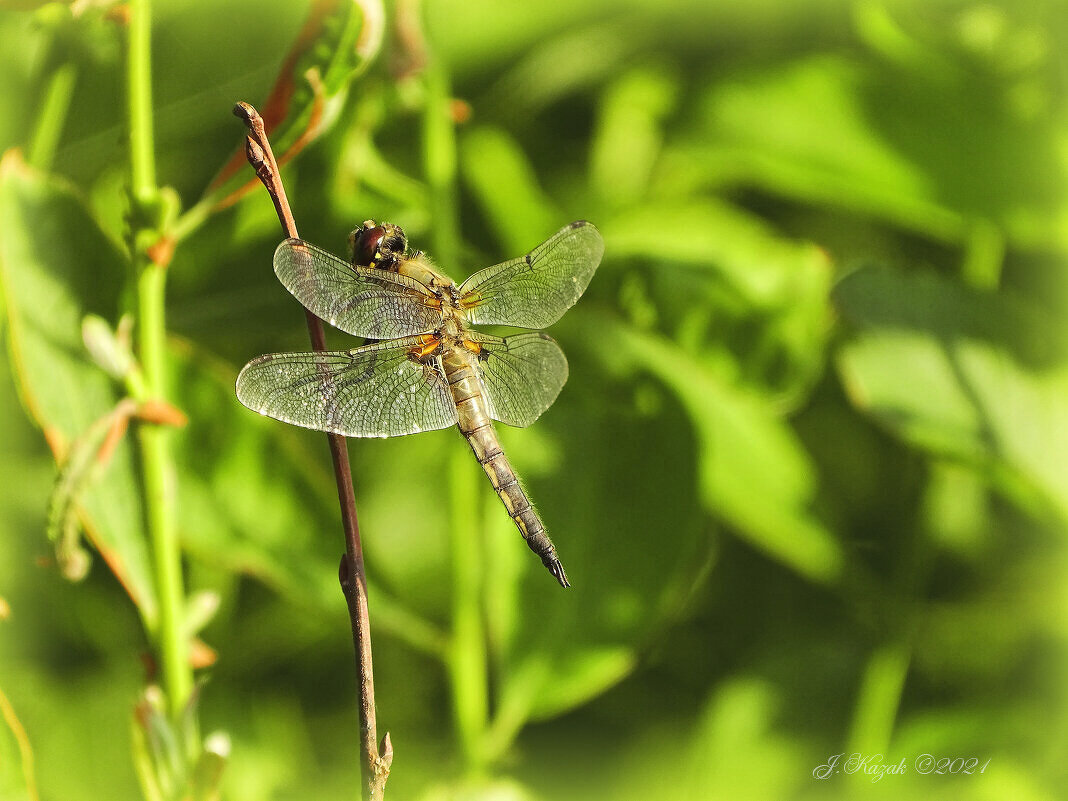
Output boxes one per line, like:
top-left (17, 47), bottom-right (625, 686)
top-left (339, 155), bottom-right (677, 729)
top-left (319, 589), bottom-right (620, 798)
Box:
top-left (82, 314), bottom-right (135, 381)
top-left (683, 679), bottom-right (805, 799)
top-left (602, 199), bottom-right (828, 309)
top-left (494, 646), bottom-right (635, 729)
top-left (595, 316), bottom-right (843, 583)
top-left (477, 20), bottom-right (637, 119)
top-left (597, 199), bottom-right (834, 411)
top-left (189, 732), bottom-right (229, 801)
top-left (46, 402), bottom-right (133, 582)
top-left (416, 777), bottom-right (538, 801)
top-left (835, 265), bottom-right (1068, 523)
top-left (834, 263), bottom-right (1068, 364)
top-left (131, 687), bottom-right (183, 801)
top-left (0, 151), bottom-right (155, 625)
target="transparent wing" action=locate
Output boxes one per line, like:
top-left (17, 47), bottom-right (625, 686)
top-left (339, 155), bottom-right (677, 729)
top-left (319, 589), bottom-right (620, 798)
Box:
top-left (469, 332), bottom-right (569, 428)
top-left (459, 221), bottom-right (604, 329)
top-left (236, 337), bottom-right (457, 438)
top-left (274, 238), bottom-right (444, 339)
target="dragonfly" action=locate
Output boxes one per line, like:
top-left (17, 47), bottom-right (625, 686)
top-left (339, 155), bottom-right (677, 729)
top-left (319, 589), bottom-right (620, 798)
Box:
top-left (236, 220), bottom-right (604, 587)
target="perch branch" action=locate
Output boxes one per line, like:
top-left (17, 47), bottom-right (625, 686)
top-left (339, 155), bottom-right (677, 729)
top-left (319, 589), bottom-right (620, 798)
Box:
top-left (234, 101), bottom-right (392, 800)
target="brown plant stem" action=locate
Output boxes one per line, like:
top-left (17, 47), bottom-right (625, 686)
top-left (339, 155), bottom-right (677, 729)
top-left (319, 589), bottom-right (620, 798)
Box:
top-left (233, 100), bottom-right (392, 800)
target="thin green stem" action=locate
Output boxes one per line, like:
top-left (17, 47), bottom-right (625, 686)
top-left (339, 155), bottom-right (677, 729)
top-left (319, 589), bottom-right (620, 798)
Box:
top-left (846, 470), bottom-right (933, 777)
top-left (846, 639), bottom-right (911, 756)
top-left (422, 59), bottom-right (459, 266)
top-left (170, 197), bottom-right (213, 245)
top-left (137, 269), bottom-right (189, 718)
top-left (28, 60), bottom-right (77, 171)
top-left (448, 447), bottom-right (489, 775)
top-left (127, 0), bottom-right (190, 721)
top-left (128, 0), bottom-right (156, 198)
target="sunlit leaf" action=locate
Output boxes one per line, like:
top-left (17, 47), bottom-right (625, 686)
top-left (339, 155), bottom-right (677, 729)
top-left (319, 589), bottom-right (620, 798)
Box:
top-left (416, 776), bottom-right (537, 801)
top-left (494, 646), bottom-right (635, 728)
top-left (0, 151), bottom-right (155, 625)
top-left (602, 199), bottom-right (828, 308)
top-left (694, 48), bottom-right (1068, 249)
top-left (683, 679), bottom-right (805, 799)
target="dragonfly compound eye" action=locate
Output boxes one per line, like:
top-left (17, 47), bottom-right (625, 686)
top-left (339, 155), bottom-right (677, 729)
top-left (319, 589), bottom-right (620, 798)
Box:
top-left (350, 223), bottom-right (387, 268)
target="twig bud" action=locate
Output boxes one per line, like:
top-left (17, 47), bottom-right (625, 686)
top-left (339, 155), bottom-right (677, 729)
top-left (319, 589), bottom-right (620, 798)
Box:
top-left (245, 136), bottom-right (266, 169)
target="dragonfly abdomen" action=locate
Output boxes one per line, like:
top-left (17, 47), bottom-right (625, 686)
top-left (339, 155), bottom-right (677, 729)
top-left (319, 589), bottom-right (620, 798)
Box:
top-left (442, 350), bottom-right (570, 588)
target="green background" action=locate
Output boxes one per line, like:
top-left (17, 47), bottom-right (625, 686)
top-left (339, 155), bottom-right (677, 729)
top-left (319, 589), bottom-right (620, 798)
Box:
top-left (2, 0), bottom-right (1067, 798)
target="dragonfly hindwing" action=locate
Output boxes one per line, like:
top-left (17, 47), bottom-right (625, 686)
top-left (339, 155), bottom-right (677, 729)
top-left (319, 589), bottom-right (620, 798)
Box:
top-left (469, 332), bottom-right (569, 428)
top-left (236, 337), bottom-right (457, 438)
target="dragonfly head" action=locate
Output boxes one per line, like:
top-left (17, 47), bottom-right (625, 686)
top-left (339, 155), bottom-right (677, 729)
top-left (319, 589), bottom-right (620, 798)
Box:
top-left (349, 220), bottom-right (408, 270)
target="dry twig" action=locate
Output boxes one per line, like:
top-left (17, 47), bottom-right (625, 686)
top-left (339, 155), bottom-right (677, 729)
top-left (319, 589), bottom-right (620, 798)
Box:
top-left (234, 101), bottom-right (392, 800)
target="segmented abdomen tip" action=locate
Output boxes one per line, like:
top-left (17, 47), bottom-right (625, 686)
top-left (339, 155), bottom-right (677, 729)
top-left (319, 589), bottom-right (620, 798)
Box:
top-left (546, 558), bottom-right (570, 588)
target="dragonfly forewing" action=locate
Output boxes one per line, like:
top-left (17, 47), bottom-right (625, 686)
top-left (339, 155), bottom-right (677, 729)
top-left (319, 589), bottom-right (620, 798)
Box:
top-left (274, 238), bottom-right (445, 339)
top-left (236, 337), bottom-right (457, 438)
top-left (459, 220), bottom-right (604, 329)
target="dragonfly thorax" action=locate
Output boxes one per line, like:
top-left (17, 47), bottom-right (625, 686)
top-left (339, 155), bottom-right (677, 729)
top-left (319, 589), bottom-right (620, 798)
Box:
top-left (432, 312), bottom-right (465, 342)
top-left (397, 252), bottom-right (460, 300)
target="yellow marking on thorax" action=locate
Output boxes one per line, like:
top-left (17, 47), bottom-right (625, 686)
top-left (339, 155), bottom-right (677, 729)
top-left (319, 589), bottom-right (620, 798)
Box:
top-left (410, 333), bottom-right (441, 359)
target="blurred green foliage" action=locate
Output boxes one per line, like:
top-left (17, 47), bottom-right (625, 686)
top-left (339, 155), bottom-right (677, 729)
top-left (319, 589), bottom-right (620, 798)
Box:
top-left (2, 0), bottom-right (1068, 799)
